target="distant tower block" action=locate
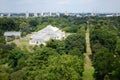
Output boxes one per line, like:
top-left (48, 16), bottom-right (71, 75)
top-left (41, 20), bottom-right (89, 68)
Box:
top-left (0, 14), bottom-right (3, 17)
top-left (91, 13), bottom-right (94, 16)
top-left (34, 11), bottom-right (38, 17)
top-left (41, 12), bottom-right (44, 17)
top-left (26, 11), bottom-right (29, 18)
top-left (50, 12), bottom-right (52, 16)
top-left (8, 13), bottom-right (11, 17)
top-left (65, 11), bottom-right (68, 16)
top-left (56, 12), bottom-right (60, 17)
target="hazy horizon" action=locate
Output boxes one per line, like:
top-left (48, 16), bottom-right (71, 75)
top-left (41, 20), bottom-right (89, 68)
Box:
top-left (0, 0), bottom-right (120, 13)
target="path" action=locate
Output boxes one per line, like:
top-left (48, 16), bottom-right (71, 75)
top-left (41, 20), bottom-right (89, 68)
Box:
top-left (83, 26), bottom-right (95, 80)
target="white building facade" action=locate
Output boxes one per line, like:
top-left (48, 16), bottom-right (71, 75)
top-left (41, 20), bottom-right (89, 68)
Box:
top-left (29, 25), bottom-right (66, 45)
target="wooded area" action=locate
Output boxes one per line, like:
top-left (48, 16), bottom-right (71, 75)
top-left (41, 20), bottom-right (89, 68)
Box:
top-left (0, 16), bottom-right (120, 80)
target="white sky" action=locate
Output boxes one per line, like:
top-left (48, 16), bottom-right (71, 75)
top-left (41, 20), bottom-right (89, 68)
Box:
top-left (0, 0), bottom-right (120, 13)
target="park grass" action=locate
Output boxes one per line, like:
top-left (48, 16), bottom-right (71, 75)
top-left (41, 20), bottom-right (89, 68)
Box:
top-left (83, 27), bottom-right (95, 80)
top-left (10, 33), bottom-right (35, 53)
top-left (83, 53), bottom-right (95, 80)
top-left (14, 40), bottom-right (34, 53)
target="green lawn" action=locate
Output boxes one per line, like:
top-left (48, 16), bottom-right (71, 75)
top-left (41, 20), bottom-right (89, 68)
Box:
top-left (9, 33), bottom-right (35, 53)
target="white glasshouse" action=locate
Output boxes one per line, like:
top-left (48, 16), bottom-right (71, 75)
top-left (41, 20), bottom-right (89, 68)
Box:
top-left (29, 25), bottom-right (66, 45)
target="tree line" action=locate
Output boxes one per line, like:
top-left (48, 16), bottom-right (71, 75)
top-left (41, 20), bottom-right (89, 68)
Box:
top-left (90, 16), bottom-right (120, 80)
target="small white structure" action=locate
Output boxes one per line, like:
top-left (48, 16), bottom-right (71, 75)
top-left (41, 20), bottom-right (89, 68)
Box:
top-left (4, 32), bottom-right (21, 41)
top-left (29, 25), bottom-right (66, 45)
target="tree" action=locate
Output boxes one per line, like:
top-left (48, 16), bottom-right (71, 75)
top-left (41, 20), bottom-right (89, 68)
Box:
top-left (93, 48), bottom-right (115, 80)
top-left (8, 47), bottom-right (25, 68)
top-left (69, 48), bottom-right (83, 57)
top-left (26, 54), bottom-right (84, 80)
top-left (0, 18), bottom-right (17, 31)
top-left (0, 43), bottom-right (16, 64)
top-left (25, 47), bottom-right (58, 79)
top-left (0, 72), bottom-right (8, 80)
top-left (109, 55), bottom-right (120, 80)
top-left (116, 38), bottom-right (120, 56)
top-left (29, 19), bottom-right (39, 27)
top-left (91, 29), bottom-right (117, 52)
top-left (65, 34), bottom-right (85, 54)
top-left (9, 70), bottom-right (26, 80)
top-left (46, 39), bottom-right (65, 54)
top-left (19, 22), bottom-right (30, 36)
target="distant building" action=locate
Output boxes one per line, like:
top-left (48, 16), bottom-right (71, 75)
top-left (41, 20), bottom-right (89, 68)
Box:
top-left (34, 11), bottom-right (38, 17)
top-left (29, 25), bottom-right (66, 45)
top-left (41, 12), bottom-right (44, 17)
top-left (0, 14), bottom-right (4, 17)
top-left (106, 14), bottom-right (113, 17)
top-left (56, 12), bottom-right (60, 17)
top-left (4, 31), bottom-right (21, 41)
top-left (7, 13), bottom-right (11, 17)
top-left (91, 13), bottom-right (96, 16)
top-left (26, 11), bottom-right (29, 18)
top-left (50, 12), bottom-right (52, 16)
top-left (76, 14), bottom-right (81, 17)
top-left (65, 11), bottom-right (68, 16)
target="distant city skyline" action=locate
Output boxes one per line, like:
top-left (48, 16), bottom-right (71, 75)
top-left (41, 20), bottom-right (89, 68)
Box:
top-left (0, 0), bottom-right (120, 13)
